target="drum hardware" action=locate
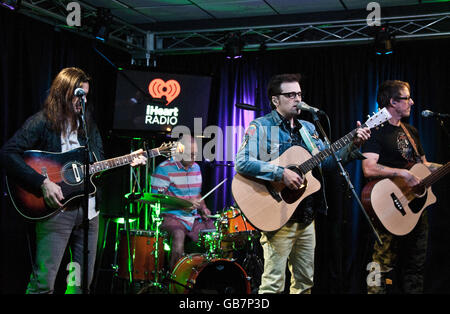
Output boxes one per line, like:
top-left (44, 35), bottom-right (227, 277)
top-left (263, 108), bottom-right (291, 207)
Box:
top-left (240, 237), bottom-right (264, 294)
top-left (92, 212), bottom-right (138, 294)
top-left (121, 192), bottom-right (145, 286)
top-left (168, 253), bottom-right (251, 294)
top-left (117, 193), bottom-right (193, 293)
top-left (198, 229), bottom-right (223, 259)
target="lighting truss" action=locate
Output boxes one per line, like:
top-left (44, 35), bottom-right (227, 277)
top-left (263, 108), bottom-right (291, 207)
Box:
top-left (10, 1), bottom-right (450, 57)
top-left (16, 0), bottom-right (148, 53)
top-left (150, 12), bottom-right (450, 55)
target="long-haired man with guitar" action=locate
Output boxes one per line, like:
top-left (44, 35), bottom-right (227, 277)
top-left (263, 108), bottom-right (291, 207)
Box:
top-left (0, 67), bottom-right (147, 293)
top-left (234, 73), bottom-right (371, 294)
top-left (361, 80), bottom-right (442, 294)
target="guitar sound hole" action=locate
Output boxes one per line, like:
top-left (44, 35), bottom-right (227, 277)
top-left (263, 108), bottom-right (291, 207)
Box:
top-left (281, 166), bottom-right (306, 204)
top-left (61, 162), bottom-right (85, 186)
top-left (287, 165), bottom-right (303, 178)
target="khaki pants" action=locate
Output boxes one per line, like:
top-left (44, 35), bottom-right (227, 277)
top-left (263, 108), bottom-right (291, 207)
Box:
top-left (258, 221), bottom-right (315, 294)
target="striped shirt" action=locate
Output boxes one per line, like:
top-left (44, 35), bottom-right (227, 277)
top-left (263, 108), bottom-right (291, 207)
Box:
top-left (150, 159), bottom-right (202, 230)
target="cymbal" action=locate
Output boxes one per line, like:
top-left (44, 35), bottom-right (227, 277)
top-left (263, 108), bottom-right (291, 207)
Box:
top-left (135, 193), bottom-right (193, 209)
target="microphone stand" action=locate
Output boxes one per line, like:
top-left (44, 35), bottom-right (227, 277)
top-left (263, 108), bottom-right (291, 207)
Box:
top-left (436, 117), bottom-right (450, 156)
top-left (311, 112), bottom-right (382, 246)
top-left (78, 95), bottom-right (91, 294)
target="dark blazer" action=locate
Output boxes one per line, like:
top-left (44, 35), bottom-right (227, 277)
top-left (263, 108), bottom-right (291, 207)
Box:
top-left (0, 110), bottom-right (104, 208)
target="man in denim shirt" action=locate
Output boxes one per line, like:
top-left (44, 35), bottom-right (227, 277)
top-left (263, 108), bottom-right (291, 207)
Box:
top-left (235, 73), bottom-right (371, 294)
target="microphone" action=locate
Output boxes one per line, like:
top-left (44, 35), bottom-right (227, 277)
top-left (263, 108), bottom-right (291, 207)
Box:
top-left (297, 101), bottom-right (325, 114)
top-left (74, 88), bottom-right (86, 97)
top-left (235, 103), bottom-right (263, 111)
top-left (421, 110), bottom-right (450, 119)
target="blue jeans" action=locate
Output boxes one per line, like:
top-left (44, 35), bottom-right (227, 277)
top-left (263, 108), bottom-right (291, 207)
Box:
top-left (26, 207), bottom-right (99, 294)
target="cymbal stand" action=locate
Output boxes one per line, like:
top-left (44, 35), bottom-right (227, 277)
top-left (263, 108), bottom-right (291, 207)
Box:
top-left (137, 200), bottom-right (165, 294)
top-left (152, 200), bottom-right (163, 285)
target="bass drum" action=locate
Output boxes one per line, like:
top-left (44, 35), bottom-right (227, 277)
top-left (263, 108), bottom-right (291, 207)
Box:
top-left (169, 254), bottom-right (251, 294)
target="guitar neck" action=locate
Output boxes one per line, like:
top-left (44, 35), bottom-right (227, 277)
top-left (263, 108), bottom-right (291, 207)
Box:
top-left (420, 162), bottom-right (450, 188)
top-left (89, 149), bottom-right (159, 175)
top-left (298, 128), bottom-right (358, 173)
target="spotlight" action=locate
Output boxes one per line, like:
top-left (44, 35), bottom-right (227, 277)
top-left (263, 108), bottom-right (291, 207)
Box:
top-left (0, 0), bottom-right (21, 10)
top-left (374, 25), bottom-right (394, 55)
top-left (93, 8), bottom-right (113, 42)
top-left (223, 32), bottom-right (244, 59)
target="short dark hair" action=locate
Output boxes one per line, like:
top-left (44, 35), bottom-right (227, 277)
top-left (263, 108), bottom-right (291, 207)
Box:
top-left (267, 73), bottom-right (301, 109)
top-left (377, 80), bottom-right (410, 109)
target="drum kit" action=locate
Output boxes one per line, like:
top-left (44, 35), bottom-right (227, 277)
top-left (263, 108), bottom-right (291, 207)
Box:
top-left (113, 192), bottom-right (262, 294)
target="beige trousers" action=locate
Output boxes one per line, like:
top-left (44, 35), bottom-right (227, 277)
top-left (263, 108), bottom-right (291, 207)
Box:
top-left (258, 221), bottom-right (315, 294)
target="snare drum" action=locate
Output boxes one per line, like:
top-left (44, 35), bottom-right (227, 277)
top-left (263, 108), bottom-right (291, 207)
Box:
top-left (169, 254), bottom-right (251, 294)
top-left (117, 229), bottom-right (167, 281)
top-left (220, 207), bottom-right (257, 241)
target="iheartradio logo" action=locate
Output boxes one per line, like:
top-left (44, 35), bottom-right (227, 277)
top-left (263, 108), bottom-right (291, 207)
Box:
top-left (148, 78), bottom-right (181, 105)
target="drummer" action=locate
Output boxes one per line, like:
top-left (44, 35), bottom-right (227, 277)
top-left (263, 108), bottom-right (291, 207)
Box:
top-left (150, 135), bottom-right (215, 269)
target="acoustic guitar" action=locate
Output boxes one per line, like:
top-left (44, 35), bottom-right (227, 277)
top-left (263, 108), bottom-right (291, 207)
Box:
top-left (232, 108), bottom-right (392, 231)
top-left (6, 142), bottom-right (178, 220)
top-left (361, 162), bottom-right (449, 235)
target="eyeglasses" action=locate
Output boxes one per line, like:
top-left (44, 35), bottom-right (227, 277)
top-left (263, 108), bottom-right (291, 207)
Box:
top-left (277, 91), bottom-right (302, 99)
top-left (396, 96), bottom-right (412, 101)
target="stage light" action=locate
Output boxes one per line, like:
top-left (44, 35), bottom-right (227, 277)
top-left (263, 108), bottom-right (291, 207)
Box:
top-left (374, 25), bottom-right (395, 55)
top-left (223, 32), bottom-right (244, 59)
top-left (93, 8), bottom-right (113, 42)
top-left (0, 0), bottom-right (21, 10)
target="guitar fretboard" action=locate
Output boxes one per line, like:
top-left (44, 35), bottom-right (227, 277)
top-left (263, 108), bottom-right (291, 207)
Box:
top-left (420, 162), bottom-right (450, 188)
top-left (89, 149), bottom-right (159, 174)
top-left (298, 128), bottom-right (359, 174)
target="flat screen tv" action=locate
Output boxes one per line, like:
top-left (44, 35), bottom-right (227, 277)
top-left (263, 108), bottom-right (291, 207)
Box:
top-left (113, 70), bottom-right (212, 133)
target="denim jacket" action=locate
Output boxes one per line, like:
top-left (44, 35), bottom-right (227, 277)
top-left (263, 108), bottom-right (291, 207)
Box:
top-left (235, 110), bottom-right (364, 214)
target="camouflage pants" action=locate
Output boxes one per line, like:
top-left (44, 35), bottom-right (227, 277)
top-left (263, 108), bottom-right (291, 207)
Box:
top-left (367, 212), bottom-right (428, 294)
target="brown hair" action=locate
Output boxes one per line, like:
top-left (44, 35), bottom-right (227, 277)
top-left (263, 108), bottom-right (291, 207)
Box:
top-left (377, 80), bottom-right (410, 109)
top-left (267, 73), bottom-right (301, 109)
top-left (43, 67), bottom-right (91, 136)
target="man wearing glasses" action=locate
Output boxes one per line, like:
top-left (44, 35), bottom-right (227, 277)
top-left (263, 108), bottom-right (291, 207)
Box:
top-left (235, 73), bottom-right (371, 294)
top-left (361, 80), bottom-right (441, 293)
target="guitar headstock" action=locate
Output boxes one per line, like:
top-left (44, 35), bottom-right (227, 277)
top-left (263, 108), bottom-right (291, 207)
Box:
top-left (157, 141), bottom-right (185, 157)
top-left (364, 107), bottom-right (392, 129)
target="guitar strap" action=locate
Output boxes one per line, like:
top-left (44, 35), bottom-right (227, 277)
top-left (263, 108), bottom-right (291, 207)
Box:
top-left (399, 122), bottom-right (422, 162)
top-left (299, 124), bottom-right (320, 156)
